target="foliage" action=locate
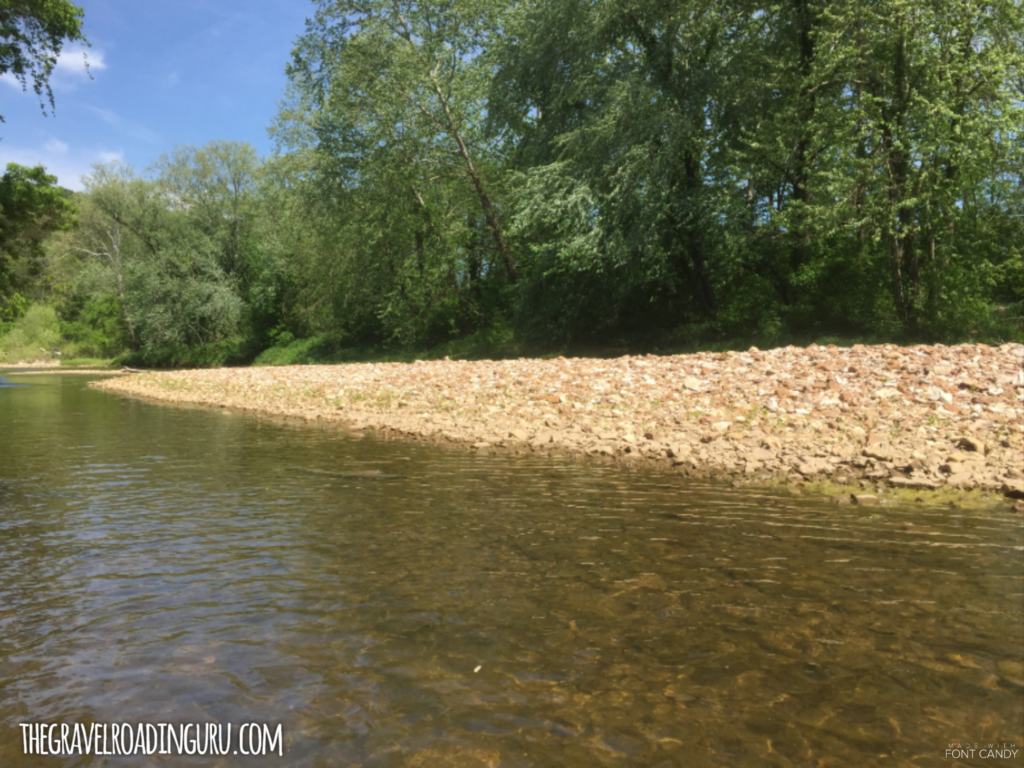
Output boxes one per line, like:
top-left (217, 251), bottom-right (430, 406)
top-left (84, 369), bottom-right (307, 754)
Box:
top-left (279, 0), bottom-right (518, 347)
top-left (488, 0), bottom-right (1024, 344)
top-left (0, 302), bottom-right (59, 361)
top-left (7, 1), bottom-right (1024, 366)
top-left (59, 294), bottom-right (128, 358)
top-left (125, 237), bottom-right (244, 361)
top-left (0, 162), bottom-right (77, 313)
top-left (0, 0), bottom-right (88, 122)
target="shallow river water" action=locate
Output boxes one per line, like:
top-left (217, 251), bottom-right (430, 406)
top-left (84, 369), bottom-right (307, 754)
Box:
top-left (1, 374), bottom-right (1022, 767)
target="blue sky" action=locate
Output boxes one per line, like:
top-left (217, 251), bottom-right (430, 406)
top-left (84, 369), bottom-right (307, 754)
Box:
top-left (0, 0), bottom-right (314, 191)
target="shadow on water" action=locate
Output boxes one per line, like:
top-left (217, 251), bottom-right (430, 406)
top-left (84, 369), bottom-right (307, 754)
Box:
top-left (0, 375), bottom-right (1021, 767)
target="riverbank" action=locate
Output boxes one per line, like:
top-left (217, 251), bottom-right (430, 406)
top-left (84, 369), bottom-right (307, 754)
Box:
top-left (1, 359), bottom-right (121, 375)
top-left (90, 342), bottom-right (1024, 509)
top-left (2, 368), bottom-right (126, 376)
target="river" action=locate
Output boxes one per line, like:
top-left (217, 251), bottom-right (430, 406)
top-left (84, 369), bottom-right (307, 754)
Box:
top-left (1, 373), bottom-right (1021, 766)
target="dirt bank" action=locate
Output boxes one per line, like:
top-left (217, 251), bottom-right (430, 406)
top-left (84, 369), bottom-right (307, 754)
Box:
top-left (90, 343), bottom-right (1024, 508)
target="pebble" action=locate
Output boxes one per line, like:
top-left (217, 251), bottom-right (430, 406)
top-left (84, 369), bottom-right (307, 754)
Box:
top-left (91, 342), bottom-right (1024, 504)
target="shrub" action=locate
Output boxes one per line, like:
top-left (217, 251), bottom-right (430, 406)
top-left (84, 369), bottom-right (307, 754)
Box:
top-left (0, 304), bottom-right (61, 362)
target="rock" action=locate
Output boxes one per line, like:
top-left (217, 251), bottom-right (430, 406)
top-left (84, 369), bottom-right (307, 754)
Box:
top-left (889, 476), bottom-right (941, 490)
top-left (946, 471), bottom-right (976, 489)
top-left (797, 458), bottom-right (831, 477)
top-left (529, 434), bottom-right (553, 449)
top-left (91, 342), bottom-right (1024, 504)
top-left (865, 431), bottom-right (887, 445)
top-left (863, 446), bottom-right (894, 462)
top-left (1001, 478), bottom-right (1024, 500)
top-left (851, 494), bottom-right (879, 505)
top-left (832, 494), bottom-right (851, 506)
top-left (956, 435), bottom-right (987, 454)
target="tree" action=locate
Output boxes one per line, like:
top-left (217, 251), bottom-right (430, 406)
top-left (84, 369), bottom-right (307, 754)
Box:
top-left (55, 160), bottom-right (246, 363)
top-left (71, 162), bottom-right (145, 348)
top-left (0, 0), bottom-right (89, 122)
top-left (490, 0), bottom-right (747, 339)
top-left (279, 0), bottom-right (520, 345)
top-left (0, 162), bottom-right (77, 317)
top-left (821, 0), bottom-right (1024, 328)
top-left (153, 141), bottom-right (260, 277)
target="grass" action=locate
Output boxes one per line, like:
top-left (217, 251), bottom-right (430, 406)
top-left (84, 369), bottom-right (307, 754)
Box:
top-left (253, 325), bottom-right (533, 367)
top-left (251, 330), bottom-right (878, 369)
top-left (60, 357), bottom-right (120, 368)
top-left (245, 317), bottom-right (1024, 369)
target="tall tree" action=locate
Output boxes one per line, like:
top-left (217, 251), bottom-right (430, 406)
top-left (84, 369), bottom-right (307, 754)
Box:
top-left (0, 162), bottom-right (77, 316)
top-left (490, 0), bottom-right (745, 337)
top-left (818, 0), bottom-right (1024, 327)
top-left (153, 141), bottom-right (260, 277)
top-left (281, 0), bottom-right (520, 344)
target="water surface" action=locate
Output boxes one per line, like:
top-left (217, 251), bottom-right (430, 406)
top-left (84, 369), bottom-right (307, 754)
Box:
top-left (1, 374), bottom-right (1021, 766)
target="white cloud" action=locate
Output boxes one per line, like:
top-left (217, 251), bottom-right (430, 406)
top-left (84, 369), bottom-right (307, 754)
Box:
top-left (0, 48), bottom-right (104, 93)
top-left (55, 48), bottom-right (104, 77)
top-left (51, 49), bottom-right (104, 91)
top-left (0, 141), bottom-right (126, 191)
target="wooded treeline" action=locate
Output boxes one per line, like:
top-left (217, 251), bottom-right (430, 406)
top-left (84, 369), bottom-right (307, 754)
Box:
top-left (3, 0), bottom-right (1022, 365)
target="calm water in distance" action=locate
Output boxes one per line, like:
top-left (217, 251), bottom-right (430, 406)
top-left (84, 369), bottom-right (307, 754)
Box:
top-left (1, 374), bottom-right (1022, 766)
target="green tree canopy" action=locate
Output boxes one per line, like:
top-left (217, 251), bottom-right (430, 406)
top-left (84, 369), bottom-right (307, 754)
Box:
top-left (0, 162), bottom-right (77, 317)
top-left (0, 0), bottom-right (89, 122)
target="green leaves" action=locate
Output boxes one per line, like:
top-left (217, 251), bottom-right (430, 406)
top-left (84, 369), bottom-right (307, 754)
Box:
top-left (0, 0), bottom-right (89, 122)
top-left (276, 0), bottom-right (520, 346)
top-left (17, 0), bottom-right (1023, 363)
top-left (0, 162), bottom-right (77, 312)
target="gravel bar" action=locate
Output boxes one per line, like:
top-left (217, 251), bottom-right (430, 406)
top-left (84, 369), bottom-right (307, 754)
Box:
top-left (91, 342), bottom-right (1024, 508)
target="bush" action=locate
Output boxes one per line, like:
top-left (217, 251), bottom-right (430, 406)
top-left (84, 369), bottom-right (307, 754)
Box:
top-left (59, 295), bottom-right (130, 359)
top-left (0, 304), bottom-right (61, 362)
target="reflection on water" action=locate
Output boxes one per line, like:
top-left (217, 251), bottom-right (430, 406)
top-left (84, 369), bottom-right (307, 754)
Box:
top-left (1, 375), bottom-right (1021, 766)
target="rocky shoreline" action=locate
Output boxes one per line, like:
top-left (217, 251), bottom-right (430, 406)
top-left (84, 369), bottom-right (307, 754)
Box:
top-left (90, 342), bottom-right (1024, 510)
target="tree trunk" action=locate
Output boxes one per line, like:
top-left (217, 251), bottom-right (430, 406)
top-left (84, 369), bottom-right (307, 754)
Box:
top-left (432, 84), bottom-right (517, 284)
